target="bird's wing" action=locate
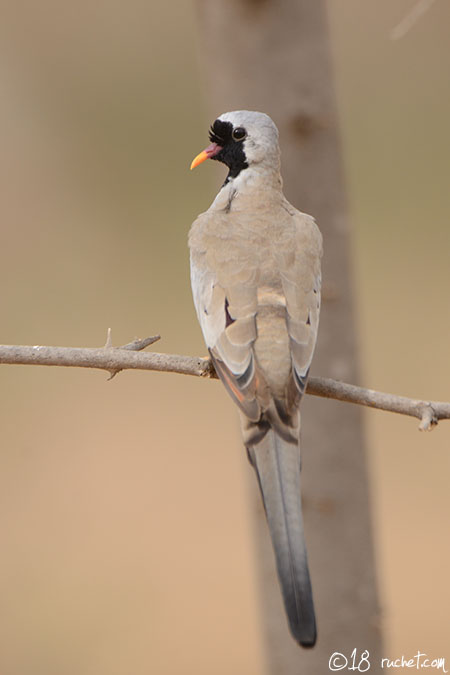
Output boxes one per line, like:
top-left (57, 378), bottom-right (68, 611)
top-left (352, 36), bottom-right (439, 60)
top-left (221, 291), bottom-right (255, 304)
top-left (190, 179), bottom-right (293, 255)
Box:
top-left (190, 224), bottom-right (263, 422)
top-left (275, 212), bottom-right (322, 395)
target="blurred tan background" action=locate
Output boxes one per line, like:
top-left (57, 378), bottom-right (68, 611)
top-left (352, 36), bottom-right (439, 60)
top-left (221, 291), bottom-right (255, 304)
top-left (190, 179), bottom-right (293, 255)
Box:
top-left (0, 1), bottom-right (449, 673)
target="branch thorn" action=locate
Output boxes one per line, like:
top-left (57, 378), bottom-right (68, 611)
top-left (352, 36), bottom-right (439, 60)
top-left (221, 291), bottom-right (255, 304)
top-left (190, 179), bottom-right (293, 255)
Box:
top-left (104, 327), bottom-right (113, 349)
top-left (418, 404), bottom-right (438, 431)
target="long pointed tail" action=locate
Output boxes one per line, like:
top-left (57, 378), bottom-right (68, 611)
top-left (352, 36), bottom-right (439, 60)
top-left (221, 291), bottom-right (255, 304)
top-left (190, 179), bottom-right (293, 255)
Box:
top-left (248, 428), bottom-right (316, 647)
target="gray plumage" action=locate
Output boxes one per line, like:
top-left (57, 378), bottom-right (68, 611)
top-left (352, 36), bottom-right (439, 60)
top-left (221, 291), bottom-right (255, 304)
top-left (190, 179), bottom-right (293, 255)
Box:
top-left (189, 110), bottom-right (322, 647)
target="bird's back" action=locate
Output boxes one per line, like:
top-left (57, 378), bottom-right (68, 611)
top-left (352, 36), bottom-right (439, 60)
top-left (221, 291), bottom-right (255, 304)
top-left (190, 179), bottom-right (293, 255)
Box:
top-left (189, 197), bottom-right (321, 403)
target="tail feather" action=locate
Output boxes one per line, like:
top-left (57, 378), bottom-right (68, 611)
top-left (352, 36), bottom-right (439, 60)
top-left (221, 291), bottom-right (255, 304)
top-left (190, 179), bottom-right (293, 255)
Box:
top-left (248, 428), bottom-right (316, 647)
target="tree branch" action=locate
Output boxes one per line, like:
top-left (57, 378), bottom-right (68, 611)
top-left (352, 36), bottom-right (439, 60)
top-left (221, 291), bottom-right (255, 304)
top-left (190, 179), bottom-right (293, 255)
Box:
top-left (0, 337), bottom-right (449, 431)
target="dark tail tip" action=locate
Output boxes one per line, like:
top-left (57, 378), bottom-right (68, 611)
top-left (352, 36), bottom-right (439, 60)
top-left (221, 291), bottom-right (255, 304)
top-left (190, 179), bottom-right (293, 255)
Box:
top-left (299, 633), bottom-right (317, 648)
top-left (290, 617), bottom-right (317, 648)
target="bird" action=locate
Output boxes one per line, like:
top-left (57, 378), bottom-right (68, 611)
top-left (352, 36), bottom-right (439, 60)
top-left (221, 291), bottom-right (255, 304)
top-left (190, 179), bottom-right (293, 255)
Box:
top-left (189, 110), bottom-right (322, 648)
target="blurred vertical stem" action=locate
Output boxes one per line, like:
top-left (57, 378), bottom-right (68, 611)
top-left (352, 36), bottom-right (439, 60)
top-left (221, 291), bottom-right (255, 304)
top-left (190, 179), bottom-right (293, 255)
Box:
top-left (196, 1), bottom-right (382, 672)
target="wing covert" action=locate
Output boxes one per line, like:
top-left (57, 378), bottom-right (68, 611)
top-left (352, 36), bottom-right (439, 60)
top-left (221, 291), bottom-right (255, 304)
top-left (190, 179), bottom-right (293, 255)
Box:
top-left (190, 253), bottom-right (261, 421)
top-left (276, 213), bottom-right (322, 395)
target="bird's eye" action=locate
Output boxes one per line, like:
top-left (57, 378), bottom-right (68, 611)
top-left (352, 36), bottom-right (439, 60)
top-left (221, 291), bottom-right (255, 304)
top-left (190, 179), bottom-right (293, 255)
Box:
top-left (232, 127), bottom-right (247, 141)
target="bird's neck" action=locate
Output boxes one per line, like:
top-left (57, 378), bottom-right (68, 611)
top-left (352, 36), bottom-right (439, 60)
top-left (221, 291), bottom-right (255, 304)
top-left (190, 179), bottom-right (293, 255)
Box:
top-left (211, 165), bottom-right (284, 212)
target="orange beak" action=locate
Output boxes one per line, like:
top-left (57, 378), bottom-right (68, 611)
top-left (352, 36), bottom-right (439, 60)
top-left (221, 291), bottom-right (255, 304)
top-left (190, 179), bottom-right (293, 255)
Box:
top-left (190, 142), bottom-right (223, 170)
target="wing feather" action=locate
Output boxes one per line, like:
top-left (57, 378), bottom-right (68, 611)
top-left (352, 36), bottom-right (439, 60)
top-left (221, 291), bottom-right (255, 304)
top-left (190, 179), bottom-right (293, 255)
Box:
top-left (276, 213), bottom-right (322, 393)
top-left (190, 252), bottom-right (261, 420)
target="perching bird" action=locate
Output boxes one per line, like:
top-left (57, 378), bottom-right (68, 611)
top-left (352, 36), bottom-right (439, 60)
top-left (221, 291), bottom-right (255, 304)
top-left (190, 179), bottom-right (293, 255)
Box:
top-left (189, 111), bottom-right (322, 648)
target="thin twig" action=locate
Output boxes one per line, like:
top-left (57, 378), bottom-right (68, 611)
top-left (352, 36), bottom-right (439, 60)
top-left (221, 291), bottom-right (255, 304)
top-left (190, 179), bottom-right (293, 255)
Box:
top-left (391, 0), bottom-right (438, 40)
top-left (0, 341), bottom-right (210, 377)
top-left (307, 376), bottom-right (445, 431)
top-left (0, 338), bottom-right (449, 431)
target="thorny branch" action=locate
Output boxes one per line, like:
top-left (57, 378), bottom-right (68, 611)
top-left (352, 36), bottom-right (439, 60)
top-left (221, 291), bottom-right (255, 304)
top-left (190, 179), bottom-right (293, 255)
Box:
top-left (0, 333), bottom-right (449, 432)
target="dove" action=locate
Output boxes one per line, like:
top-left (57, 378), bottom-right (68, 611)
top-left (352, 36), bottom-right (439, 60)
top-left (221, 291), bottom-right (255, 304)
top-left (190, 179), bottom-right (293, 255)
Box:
top-left (189, 110), bottom-right (322, 647)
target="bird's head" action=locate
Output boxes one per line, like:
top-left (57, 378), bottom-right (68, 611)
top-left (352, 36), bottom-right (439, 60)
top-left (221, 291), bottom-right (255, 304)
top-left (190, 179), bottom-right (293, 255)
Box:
top-left (190, 110), bottom-right (280, 182)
